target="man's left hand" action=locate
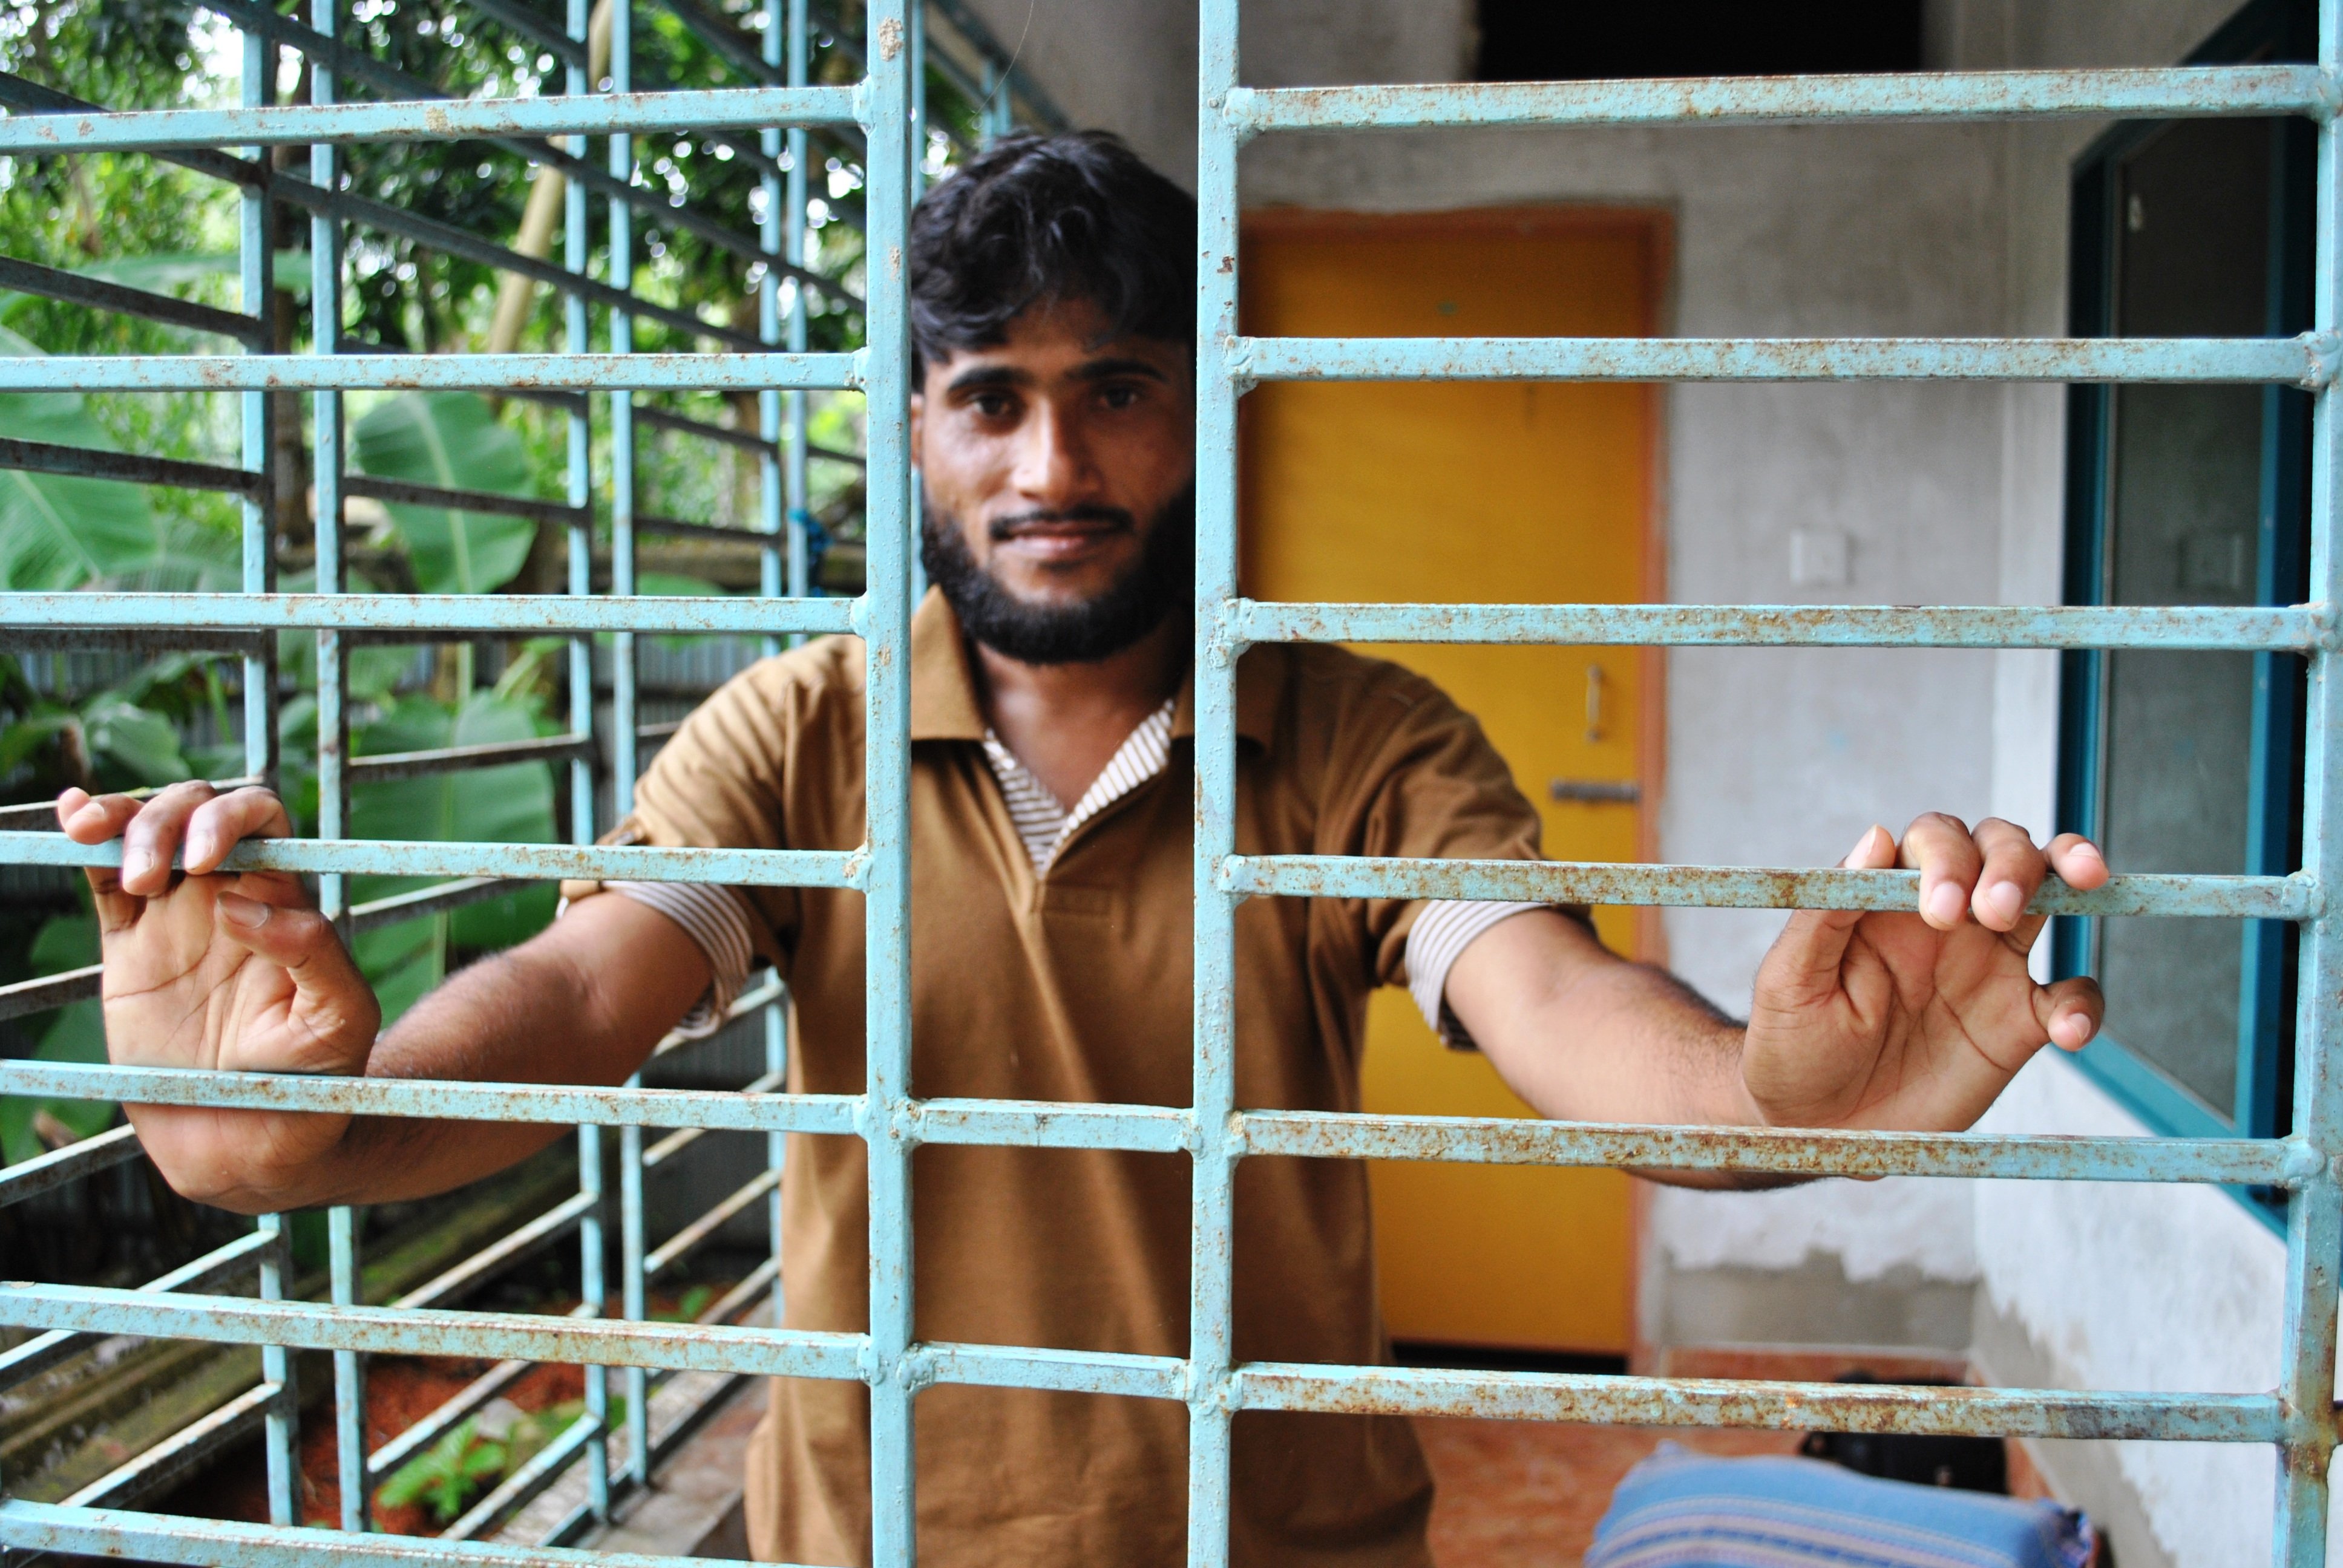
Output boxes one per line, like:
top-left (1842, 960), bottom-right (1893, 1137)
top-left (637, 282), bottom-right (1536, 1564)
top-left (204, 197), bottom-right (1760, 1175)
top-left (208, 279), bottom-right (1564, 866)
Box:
top-left (1742, 815), bottom-right (2108, 1132)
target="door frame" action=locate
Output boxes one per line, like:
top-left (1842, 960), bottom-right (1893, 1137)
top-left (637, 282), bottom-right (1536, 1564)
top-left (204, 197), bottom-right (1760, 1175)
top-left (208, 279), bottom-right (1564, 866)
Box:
top-left (1237, 204), bottom-right (1677, 960)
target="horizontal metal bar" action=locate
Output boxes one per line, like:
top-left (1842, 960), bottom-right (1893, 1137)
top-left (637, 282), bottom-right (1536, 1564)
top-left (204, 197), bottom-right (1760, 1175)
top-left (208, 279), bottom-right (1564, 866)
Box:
top-left (0, 1122), bottom-right (140, 1207)
top-left (0, 434), bottom-right (263, 496)
top-left (200, 0), bottom-right (785, 279)
top-left (641, 1071), bottom-right (786, 1167)
top-left (281, 173), bottom-right (770, 347)
top-left (356, 875), bottom-right (534, 930)
top-left (650, 975), bottom-right (788, 1060)
top-left (1, 589), bottom-right (860, 636)
top-left (0, 85), bottom-right (866, 154)
top-left (905, 1098), bottom-right (1199, 1154)
top-left (0, 69), bottom-right (263, 186)
top-left (1234, 1111), bottom-right (2310, 1185)
top-left (1222, 64), bottom-right (2338, 135)
top-left (638, 403), bottom-right (867, 465)
top-left (0, 254), bottom-right (265, 345)
top-left (0, 775), bottom-right (265, 834)
top-left (1230, 1363), bottom-right (2283, 1442)
top-left (463, 0), bottom-right (586, 64)
top-left (343, 474), bottom-right (585, 528)
top-left (0, 1061), bottom-right (863, 1135)
top-left (0, 1228), bottom-right (272, 1392)
top-left (0, 1284), bottom-right (868, 1382)
top-left (0, 626), bottom-right (272, 656)
top-left (391, 1191), bottom-right (598, 1312)
top-left (62, 1378), bottom-right (280, 1508)
top-left (0, 962), bottom-right (98, 1022)
top-left (0, 349), bottom-right (861, 393)
top-left (0, 831), bottom-right (862, 891)
top-left (0, 1062), bottom-right (2306, 1188)
top-left (0, 880), bottom-right (526, 1025)
top-left (350, 733), bottom-right (596, 782)
top-left (1228, 599), bottom-right (2331, 650)
top-left (1228, 334), bottom-right (2331, 387)
top-left (911, 1341), bottom-right (1189, 1403)
top-left (632, 512), bottom-right (770, 545)
top-left (0, 1501), bottom-right (742, 1568)
top-left (643, 1169), bottom-right (778, 1280)
top-left (444, 1405), bottom-right (601, 1541)
top-left (696, 1255), bottom-right (780, 1328)
top-left (367, 1304), bottom-right (598, 1480)
top-left (1221, 856), bottom-right (2316, 920)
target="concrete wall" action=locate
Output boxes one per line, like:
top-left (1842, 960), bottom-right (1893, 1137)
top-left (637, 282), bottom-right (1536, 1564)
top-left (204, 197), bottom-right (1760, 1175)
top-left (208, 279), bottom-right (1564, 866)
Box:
top-left (983, 1), bottom-right (2301, 1561)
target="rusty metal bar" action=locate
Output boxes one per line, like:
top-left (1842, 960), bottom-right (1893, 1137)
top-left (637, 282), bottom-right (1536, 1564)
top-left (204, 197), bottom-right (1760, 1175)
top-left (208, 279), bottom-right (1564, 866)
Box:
top-left (350, 734), bottom-right (597, 782)
top-left (0, 1122), bottom-right (142, 1207)
top-left (342, 474), bottom-right (587, 529)
top-left (0, 434), bottom-right (263, 494)
top-left (0, 253), bottom-right (266, 345)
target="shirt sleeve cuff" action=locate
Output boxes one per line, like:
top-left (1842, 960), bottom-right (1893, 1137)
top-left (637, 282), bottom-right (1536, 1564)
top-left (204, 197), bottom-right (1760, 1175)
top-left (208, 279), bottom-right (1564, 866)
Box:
top-left (1404, 900), bottom-right (1550, 1052)
top-left (576, 880), bottom-right (761, 1040)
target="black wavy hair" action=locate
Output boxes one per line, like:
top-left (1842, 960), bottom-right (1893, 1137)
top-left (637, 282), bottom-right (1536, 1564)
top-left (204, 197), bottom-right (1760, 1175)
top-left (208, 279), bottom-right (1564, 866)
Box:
top-left (908, 131), bottom-right (1196, 377)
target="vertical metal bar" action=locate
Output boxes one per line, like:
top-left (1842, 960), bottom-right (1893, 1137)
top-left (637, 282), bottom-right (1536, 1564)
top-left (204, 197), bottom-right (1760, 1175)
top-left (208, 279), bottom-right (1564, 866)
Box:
top-left (909, 1), bottom-right (926, 189)
top-left (328, 1204), bottom-right (369, 1533)
top-left (905, 0), bottom-right (928, 607)
top-left (1188, 0), bottom-right (1241, 1561)
top-left (605, 0), bottom-right (652, 1492)
top-left (566, 0), bottom-right (609, 1522)
top-left (239, 27), bottom-right (277, 792)
top-left (784, 0), bottom-right (811, 618)
top-left (2276, 7), bottom-right (2343, 1561)
top-left (311, 0), bottom-right (363, 1534)
top-left (860, 0), bottom-right (916, 1558)
top-left (758, 0), bottom-right (787, 658)
top-left (255, 1211), bottom-right (298, 1526)
top-left (241, 19), bottom-right (298, 1531)
top-left (765, 998), bottom-right (787, 1321)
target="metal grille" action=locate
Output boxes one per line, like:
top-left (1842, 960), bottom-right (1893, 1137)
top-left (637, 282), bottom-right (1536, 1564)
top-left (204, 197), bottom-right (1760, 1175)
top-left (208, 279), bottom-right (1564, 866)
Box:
top-left (2, 0), bottom-right (2339, 1563)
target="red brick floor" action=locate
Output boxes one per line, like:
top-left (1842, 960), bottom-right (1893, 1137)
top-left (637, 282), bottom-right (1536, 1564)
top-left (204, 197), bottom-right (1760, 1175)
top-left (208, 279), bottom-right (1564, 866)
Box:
top-left (1416, 1419), bottom-right (1804, 1566)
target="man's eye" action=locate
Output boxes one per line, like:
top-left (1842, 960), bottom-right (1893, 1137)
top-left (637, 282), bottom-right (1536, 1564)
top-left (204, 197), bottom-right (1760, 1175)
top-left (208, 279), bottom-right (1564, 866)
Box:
top-left (1099, 384), bottom-right (1142, 410)
top-left (971, 393), bottom-right (1014, 418)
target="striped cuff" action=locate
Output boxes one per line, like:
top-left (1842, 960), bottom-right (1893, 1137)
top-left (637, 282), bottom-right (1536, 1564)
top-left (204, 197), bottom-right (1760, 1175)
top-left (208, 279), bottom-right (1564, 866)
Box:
top-left (1405, 900), bottom-right (1548, 1052)
top-left (602, 881), bottom-right (759, 1039)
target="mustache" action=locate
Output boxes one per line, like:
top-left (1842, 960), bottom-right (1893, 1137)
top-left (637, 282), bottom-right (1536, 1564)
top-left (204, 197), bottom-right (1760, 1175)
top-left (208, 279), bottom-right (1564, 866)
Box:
top-left (986, 505), bottom-right (1136, 540)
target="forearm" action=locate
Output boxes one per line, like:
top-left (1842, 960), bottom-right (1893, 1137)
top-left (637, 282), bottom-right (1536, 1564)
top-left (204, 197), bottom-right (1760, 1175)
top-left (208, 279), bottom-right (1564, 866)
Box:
top-left (235, 897), bottom-right (708, 1210)
top-left (1448, 912), bottom-right (1794, 1190)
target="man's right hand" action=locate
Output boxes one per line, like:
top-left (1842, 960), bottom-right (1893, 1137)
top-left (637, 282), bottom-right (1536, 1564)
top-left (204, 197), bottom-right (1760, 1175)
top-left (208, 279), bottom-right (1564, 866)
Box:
top-left (57, 781), bottom-right (381, 1210)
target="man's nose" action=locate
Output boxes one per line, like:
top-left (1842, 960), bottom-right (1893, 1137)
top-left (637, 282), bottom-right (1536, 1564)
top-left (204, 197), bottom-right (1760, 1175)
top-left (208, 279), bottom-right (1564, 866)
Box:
top-left (1011, 404), bottom-right (1098, 506)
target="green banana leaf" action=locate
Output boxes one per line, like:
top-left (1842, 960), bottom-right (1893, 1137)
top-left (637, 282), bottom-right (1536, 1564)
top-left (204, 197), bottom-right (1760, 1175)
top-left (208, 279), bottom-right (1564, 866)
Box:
top-left (353, 392), bottom-right (538, 595)
top-left (0, 325), bottom-right (168, 591)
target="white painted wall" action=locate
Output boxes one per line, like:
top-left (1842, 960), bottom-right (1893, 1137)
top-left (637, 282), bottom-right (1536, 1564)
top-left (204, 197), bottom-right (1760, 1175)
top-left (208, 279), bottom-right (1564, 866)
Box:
top-left (991, 1), bottom-right (2304, 1560)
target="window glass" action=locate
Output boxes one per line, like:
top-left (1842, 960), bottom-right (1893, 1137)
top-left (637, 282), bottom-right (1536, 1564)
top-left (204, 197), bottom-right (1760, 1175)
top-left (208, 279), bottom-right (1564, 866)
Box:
top-left (2092, 118), bottom-right (2272, 1116)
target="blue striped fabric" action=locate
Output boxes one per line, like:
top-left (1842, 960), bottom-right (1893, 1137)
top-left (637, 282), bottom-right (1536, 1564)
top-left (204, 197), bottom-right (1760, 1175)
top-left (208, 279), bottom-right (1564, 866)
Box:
top-left (1586, 1445), bottom-right (2096, 1568)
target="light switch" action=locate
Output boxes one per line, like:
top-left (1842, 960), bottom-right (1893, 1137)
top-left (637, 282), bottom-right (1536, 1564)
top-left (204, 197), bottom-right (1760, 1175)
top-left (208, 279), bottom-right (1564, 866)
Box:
top-left (1791, 528), bottom-right (1852, 588)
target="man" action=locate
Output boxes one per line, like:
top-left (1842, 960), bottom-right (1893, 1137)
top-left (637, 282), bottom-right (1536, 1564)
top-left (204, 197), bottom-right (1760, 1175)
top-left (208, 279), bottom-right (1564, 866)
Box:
top-left (57, 132), bottom-right (2105, 1566)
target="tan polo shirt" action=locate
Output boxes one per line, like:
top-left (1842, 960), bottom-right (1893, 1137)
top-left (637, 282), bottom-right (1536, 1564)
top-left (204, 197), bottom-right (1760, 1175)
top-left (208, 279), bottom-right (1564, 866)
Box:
top-left (563, 590), bottom-right (1553, 1568)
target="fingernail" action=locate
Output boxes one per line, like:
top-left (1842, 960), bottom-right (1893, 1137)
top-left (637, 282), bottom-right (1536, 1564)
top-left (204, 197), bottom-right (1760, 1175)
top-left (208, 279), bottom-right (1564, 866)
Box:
top-left (122, 848), bottom-right (152, 882)
top-left (1984, 880), bottom-right (2025, 925)
top-left (218, 894), bottom-right (270, 930)
top-left (187, 829), bottom-right (211, 866)
top-left (1925, 880), bottom-right (1967, 924)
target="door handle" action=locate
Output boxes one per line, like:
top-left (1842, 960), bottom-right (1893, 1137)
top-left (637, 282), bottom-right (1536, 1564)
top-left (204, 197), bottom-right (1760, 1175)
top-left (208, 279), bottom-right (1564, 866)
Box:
top-left (1549, 779), bottom-right (1640, 804)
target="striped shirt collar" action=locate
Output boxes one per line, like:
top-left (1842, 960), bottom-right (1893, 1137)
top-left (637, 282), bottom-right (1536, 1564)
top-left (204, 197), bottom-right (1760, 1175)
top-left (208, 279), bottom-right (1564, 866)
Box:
top-left (981, 697), bottom-right (1178, 874)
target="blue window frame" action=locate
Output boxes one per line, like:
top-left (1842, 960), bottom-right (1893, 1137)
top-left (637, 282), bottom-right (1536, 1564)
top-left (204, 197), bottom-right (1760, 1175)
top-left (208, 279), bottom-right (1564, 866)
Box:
top-left (2057, 0), bottom-right (2316, 1172)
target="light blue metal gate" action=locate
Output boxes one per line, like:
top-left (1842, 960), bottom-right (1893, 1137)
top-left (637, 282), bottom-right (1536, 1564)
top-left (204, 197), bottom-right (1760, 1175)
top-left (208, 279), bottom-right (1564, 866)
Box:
top-left (2, 0), bottom-right (2339, 1563)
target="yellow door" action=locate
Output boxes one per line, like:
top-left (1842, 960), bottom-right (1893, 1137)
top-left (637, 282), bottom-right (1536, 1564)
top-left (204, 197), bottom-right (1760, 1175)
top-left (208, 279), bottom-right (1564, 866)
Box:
top-left (1242, 209), bottom-right (1663, 1356)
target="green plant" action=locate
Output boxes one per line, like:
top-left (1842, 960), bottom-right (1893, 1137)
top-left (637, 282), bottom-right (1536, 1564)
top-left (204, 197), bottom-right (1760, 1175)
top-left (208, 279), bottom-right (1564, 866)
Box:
top-left (375, 1417), bottom-right (509, 1524)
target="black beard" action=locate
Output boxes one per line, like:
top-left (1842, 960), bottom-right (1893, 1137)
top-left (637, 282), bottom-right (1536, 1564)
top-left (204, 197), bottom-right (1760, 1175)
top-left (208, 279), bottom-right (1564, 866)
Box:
top-left (920, 485), bottom-right (1194, 665)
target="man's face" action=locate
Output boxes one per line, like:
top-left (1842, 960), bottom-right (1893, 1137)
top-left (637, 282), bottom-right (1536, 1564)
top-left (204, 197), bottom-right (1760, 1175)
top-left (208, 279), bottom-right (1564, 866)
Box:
top-left (911, 296), bottom-right (1195, 664)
